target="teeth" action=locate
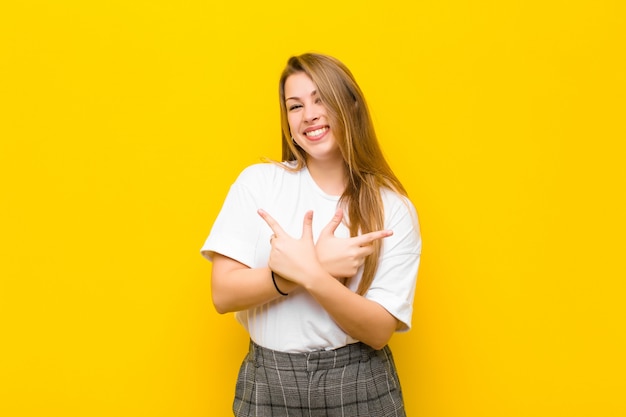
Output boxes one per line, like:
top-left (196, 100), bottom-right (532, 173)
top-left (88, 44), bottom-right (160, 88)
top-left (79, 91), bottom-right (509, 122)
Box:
top-left (305, 127), bottom-right (327, 137)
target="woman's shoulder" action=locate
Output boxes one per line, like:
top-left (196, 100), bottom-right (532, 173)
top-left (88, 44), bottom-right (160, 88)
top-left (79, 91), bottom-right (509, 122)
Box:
top-left (380, 187), bottom-right (416, 211)
top-left (380, 187), bottom-right (420, 226)
top-left (234, 161), bottom-right (301, 184)
top-left (379, 188), bottom-right (421, 248)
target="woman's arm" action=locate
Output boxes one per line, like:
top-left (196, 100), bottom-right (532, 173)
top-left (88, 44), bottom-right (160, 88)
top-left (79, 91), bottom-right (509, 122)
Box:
top-left (211, 253), bottom-right (298, 314)
top-left (211, 208), bottom-right (388, 314)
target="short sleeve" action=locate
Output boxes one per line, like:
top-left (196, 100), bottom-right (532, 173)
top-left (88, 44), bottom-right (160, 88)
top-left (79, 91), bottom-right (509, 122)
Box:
top-left (364, 194), bottom-right (422, 332)
top-left (200, 167), bottom-right (266, 267)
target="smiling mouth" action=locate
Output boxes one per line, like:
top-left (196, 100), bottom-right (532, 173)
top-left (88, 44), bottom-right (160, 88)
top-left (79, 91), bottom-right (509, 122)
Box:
top-left (304, 126), bottom-right (329, 138)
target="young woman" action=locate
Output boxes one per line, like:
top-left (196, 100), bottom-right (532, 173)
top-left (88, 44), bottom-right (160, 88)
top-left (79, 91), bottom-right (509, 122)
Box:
top-left (201, 53), bottom-right (421, 416)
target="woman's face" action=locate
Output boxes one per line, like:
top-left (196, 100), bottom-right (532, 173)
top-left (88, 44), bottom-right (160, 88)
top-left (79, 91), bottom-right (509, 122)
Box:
top-left (284, 72), bottom-right (341, 165)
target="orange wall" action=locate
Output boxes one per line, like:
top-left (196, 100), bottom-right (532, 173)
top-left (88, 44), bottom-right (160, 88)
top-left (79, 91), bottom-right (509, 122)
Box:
top-left (1, 1), bottom-right (624, 416)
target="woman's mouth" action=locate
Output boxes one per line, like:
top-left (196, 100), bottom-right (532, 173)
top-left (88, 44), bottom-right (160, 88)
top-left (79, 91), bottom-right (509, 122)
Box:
top-left (304, 126), bottom-right (329, 140)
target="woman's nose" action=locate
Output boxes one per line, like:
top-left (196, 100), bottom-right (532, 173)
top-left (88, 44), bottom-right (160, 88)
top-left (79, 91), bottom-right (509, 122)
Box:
top-left (303, 106), bottom-right (320, 123)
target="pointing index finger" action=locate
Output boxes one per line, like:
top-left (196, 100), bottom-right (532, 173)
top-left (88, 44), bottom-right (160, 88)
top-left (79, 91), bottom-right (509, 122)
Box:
top-left (257, 209), bottom-right (286, 235)
top-left (358, 229), bottom-right (393, 246)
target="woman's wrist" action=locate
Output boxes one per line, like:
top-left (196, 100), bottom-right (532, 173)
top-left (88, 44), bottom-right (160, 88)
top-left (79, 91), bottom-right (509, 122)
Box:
top-left (271, 270), bottom-right (288, 296)
top-left (270, 270), bottom-right (299, 295)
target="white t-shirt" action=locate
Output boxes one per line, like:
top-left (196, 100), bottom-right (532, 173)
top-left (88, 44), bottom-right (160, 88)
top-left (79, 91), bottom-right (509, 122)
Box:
top-left (201, 162), bottom-right (421, 352)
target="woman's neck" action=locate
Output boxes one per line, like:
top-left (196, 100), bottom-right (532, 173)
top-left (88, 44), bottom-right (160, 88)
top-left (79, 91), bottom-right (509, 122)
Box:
top-left (306, 158), bottom-right (348, 196)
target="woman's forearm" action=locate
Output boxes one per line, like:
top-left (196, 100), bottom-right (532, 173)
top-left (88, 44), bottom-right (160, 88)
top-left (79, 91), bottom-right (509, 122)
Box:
top-left (211, 254), bottom-right (298, 313)
top-left (304, 271), bottom-right (398, 350)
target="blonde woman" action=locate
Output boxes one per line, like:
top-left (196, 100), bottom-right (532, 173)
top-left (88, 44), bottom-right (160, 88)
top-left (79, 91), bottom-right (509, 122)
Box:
top-left (201, 53), bottom-right (421, 416)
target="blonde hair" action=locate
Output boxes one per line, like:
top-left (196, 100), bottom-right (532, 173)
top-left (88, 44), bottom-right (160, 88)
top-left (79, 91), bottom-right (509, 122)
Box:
top-left (278, 53), bottom-right (407, 296)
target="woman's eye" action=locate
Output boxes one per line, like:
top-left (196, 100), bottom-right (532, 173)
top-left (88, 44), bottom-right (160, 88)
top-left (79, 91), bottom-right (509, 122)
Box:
top-left (288, 104), bottom-right (302, 111)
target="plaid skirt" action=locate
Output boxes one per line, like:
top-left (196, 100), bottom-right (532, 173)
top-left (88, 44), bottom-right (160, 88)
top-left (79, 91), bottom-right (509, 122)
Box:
top-left (233, 340), bottom-right (406, 417)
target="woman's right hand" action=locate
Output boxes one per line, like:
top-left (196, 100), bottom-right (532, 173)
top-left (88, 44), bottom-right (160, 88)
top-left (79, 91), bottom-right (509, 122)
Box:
top-left (315, 208), bottom-right (393, 279)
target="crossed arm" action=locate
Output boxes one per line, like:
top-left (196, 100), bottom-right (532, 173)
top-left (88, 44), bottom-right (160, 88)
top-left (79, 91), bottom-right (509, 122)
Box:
top-left (210, 208), bottom-right (399, 350)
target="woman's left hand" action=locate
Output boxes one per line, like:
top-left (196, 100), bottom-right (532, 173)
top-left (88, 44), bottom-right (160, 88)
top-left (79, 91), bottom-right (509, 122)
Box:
top-left (315, 208), bottom-right (393, 279)
top-left (258, 209), bottom-right (327, 287)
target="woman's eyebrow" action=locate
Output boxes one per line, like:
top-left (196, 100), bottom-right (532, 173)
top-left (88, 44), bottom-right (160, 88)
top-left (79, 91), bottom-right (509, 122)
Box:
top-left (286, 90), bottom-right (318, 101)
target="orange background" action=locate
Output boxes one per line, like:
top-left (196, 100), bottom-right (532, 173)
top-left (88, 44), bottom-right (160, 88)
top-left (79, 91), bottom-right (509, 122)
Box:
top-left (1, 1), bottom-right (624, 416)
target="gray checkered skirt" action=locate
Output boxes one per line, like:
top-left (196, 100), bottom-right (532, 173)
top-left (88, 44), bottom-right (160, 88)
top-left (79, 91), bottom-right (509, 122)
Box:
top-left (233, 340), bottom-right (407, 416)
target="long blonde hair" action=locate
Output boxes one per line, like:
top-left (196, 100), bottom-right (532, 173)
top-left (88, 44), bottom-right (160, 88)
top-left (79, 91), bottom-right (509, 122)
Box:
top-left (278, 53), bottom-right (407, 296)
